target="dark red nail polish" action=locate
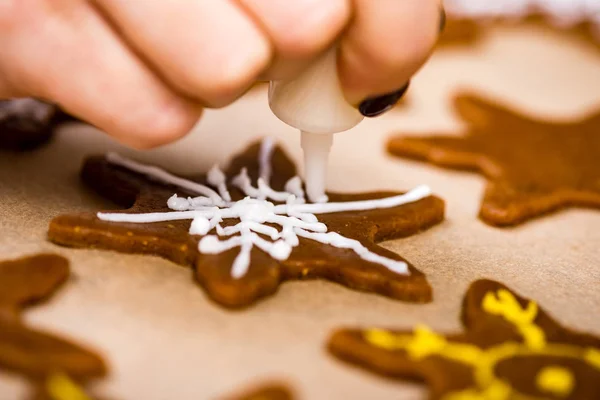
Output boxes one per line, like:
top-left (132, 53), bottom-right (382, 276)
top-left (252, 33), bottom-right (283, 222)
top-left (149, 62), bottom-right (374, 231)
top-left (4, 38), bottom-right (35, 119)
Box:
top-left (359, 82), bottom-right (410, 118)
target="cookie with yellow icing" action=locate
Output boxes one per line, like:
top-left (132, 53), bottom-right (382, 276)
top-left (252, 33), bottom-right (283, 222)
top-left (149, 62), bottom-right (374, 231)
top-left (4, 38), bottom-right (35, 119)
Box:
top-left (328, 279), bottom-right (600, 399)
top-left (0, 253), bottom-right (107, 400)
top-left (223, 382), bottom-right (294, 400)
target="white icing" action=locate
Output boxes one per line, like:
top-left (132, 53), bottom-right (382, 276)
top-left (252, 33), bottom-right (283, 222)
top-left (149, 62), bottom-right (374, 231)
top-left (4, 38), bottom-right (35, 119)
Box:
top-left (106, 152), bottom-right (225, 206)
top-left (231, 168), bottom-right (261, 199)
top-left (446, 0), bottom-right (600, 37)
top-left (231, 241), bottom-right (252, 278)
top-left (97, 210), bottom-right (213, 223)
top-left (284, 176), bottom-right (306, 200)
top-left (272, 185), bottom-right (432, 215)
top-left (231, 167), bottom-right (306, 204)
top-left (206, 165), bottom-right (231, 202)
top-left (189, 216), bottom-right (211, 235)
top-left (98, 138), bottom-right (433, 279)
top-left (294, 229), bottom-right (408, 275)
top-left (257, 178), bottom-right (292, 203)
top-left (0, 98), bottom-right (55, 122)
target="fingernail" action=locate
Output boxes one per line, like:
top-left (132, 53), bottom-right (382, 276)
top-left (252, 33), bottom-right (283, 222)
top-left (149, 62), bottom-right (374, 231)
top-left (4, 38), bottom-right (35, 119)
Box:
top-left (358, 82), bottom-right (410, 118)
top-left (439, 7), bottom-right (446, 33)
top-left (53, 108), bottom-right (80, 124)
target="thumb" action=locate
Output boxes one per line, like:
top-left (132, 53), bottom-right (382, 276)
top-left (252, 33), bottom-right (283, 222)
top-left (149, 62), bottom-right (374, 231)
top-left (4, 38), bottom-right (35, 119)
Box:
top-left (338, 0), bottom-right (442, 116)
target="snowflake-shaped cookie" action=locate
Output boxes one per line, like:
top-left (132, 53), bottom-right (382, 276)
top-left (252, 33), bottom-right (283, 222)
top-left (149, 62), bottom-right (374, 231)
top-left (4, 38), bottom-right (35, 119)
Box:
top-left (49, 139), bottom-right (444, 308)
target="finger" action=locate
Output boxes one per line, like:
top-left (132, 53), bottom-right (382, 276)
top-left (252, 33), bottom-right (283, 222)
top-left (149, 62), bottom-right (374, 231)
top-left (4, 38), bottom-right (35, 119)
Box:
top-left (339, 0), bottom-right (441, 111)
top-left (0, 76), bottom-right (19, 99)
top-left (236, 0), bottom-right (351, 80)
top-left (0, 0), bottom-right (201, 149)
top-left (93, 0), bottom-right (272, 108)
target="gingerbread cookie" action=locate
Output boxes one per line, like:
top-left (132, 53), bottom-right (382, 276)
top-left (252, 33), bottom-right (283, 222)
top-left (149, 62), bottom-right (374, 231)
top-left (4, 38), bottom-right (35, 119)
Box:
top-left (0, 253), bottom-right (107, 399)
top-left (33, 373), bottom-right (107, 400)
top-left (223, 382), bottom-right (294, 400)
top-left (329, 279), bottom-right (600, 399)
top-left (442, 0), bottom-right (600, 48)
top-left (0, 99), bottom-right (62, 150)
top-left (437, 18), bottom-right (482, 47)
top-left (388, 93), bottom-right (600, 226)
top-left (49, 138), bottom-right (444, 308)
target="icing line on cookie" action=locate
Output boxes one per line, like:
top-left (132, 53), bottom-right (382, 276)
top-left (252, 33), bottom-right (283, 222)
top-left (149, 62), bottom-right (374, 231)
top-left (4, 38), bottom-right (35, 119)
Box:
top-left (46, 373), bottom-right (91, 400)
top-left (535, 366), bottom-right (574, 397)
top-left (364, 289), bottom-right (600, 399)
top-left (99, 138), bottom-right (431, 278)
top-left (106, 152), bottom-right (225, 206)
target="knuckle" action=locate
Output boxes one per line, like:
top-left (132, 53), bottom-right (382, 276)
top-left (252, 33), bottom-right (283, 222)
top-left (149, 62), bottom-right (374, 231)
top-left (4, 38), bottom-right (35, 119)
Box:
top-left (371, 33), bottom-right (433, 73)
top-left (275, 0), bottom-right (350, 56)
top-left (193, 74), bottom-right (246, 108)
top-left (183, 49), bottom-right (270, 108)
top-left (117, 102), bottom-right (201, 149)
top-left (0, 0), bottom-right (28, 30)
top-left (0, 0), bottom-right (76, 30)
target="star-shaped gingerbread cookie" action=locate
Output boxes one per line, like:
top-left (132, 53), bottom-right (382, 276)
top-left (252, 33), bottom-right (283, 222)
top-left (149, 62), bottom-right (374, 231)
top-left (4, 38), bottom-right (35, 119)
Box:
top-left (0, 253), bottom-right (107, 399)
top-left (388, 93), bottom-right (600, 226)
top-left (438, 18), bottom-right (482, 47)
top-left (49, 138), bottom-right (444, 308)
top-left (440, 1), bottom-right (600, 50)
top-left (329, 279), bottom-right (600, 399)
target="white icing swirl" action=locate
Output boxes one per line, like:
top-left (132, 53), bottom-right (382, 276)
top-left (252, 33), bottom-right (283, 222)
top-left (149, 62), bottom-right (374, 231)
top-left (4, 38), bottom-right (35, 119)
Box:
top-left (98, 139), bottom-right (433, 278)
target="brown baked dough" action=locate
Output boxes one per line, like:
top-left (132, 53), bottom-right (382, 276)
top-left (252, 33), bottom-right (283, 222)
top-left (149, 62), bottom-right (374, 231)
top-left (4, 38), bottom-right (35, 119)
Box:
top-left (388, 93), bottom-right (600, 226)
top-left (329, 279), bottom-right (600, 400)
top-left (437, 18), bottom-right (483, 47)
top-left (48, 140), bottom-right (444, 308)
top-left (0, 253), bottom-right (107, 399)
top-left (0, 99), bottom-right (60, 151)
top-left (222, 383), bottom-right (294, 400)
top-left (438, 12), bottom-right (600, 50)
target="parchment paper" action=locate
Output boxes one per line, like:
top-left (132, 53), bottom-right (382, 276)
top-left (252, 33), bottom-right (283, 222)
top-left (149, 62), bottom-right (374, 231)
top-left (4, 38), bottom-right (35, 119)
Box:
top-left (1, 23), bottom-right (599, 400)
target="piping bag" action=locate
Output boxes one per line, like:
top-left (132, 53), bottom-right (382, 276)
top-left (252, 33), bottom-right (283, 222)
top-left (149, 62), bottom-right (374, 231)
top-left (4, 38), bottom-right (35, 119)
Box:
top-left (268, 49), bottom-right (364, 203)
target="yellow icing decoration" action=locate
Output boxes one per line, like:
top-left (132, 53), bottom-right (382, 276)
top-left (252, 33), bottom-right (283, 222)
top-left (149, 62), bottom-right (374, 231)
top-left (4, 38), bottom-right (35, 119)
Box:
top-left (46, 373), bottom-right (91, 400)
top-left (362, 289), bottom-right (600, 400)
top-left (482, 289), bottom-right (537, 324)
top-left (535, 366), bottom-right (574, 397)
top-left (585, 348), bottom-right (600, 369)
top-left (364, 329), bottom-right (409, 350)
top-left (482, 289), bottom-right (546, 350)
top-left (405, 325), bottom-right (448, 359)
top-left (444, 380), bottom-right (512, 400)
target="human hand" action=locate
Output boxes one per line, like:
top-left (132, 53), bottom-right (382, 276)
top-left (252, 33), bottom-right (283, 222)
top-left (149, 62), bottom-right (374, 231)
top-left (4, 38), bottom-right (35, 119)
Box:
top-left (0, 0), bottom-right (443, 148)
